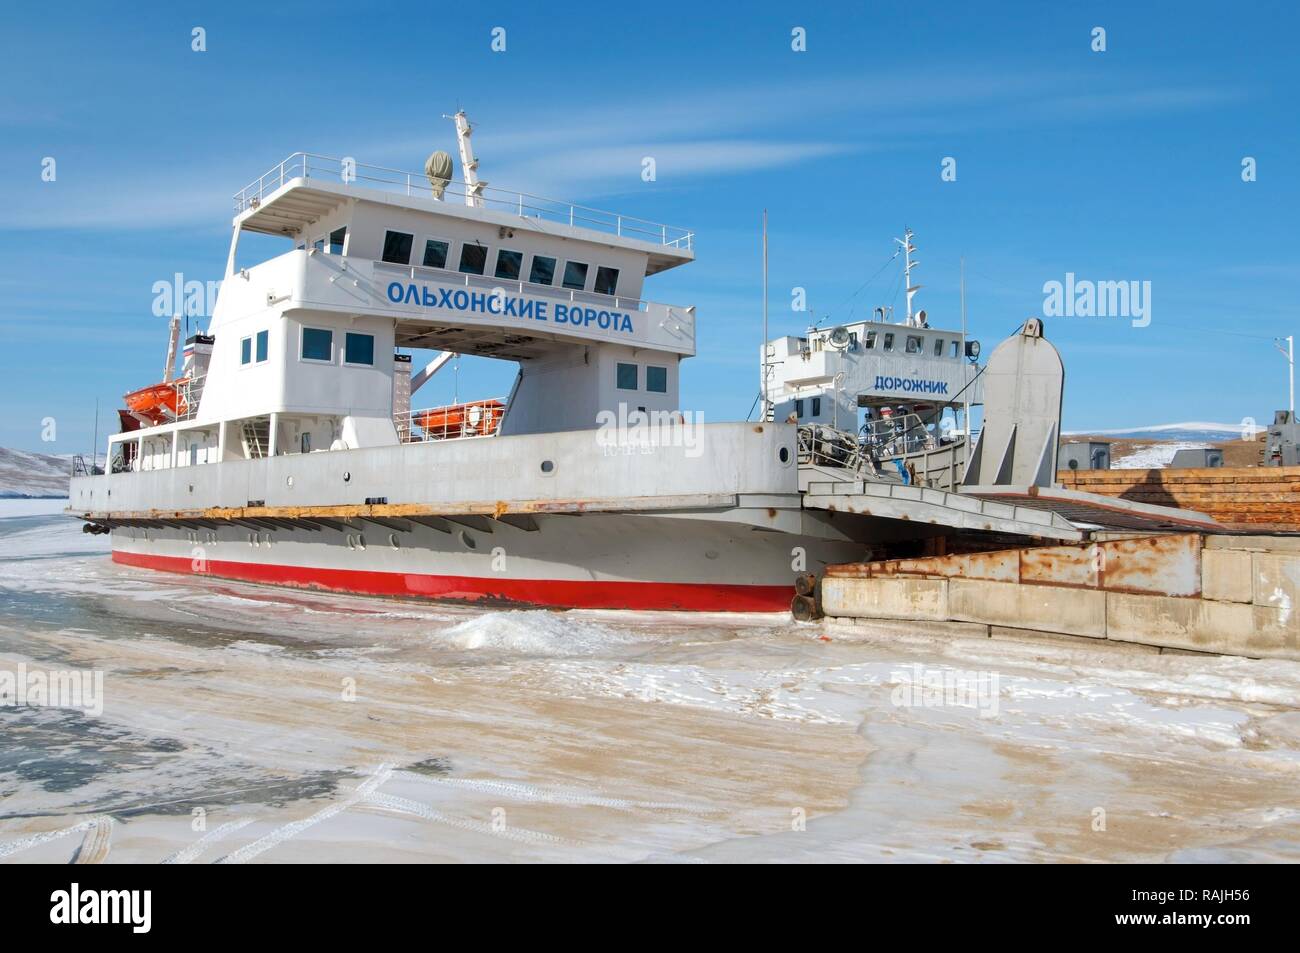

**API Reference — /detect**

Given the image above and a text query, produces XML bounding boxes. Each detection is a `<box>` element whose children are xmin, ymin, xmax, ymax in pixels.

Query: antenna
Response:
<box><xmin>761</xmin><ymin>209</ymin><xmax>769</xmax><ymax>420</ymax></box>
<box><xmin>443</xmin><ymin>110</ymin><xmax>486</xmax><ymax>208</ymax></box>
<box><xmin>894</xmin><ymin>227</ymin><xmax>922</xmax><ymax>326</ymax></box>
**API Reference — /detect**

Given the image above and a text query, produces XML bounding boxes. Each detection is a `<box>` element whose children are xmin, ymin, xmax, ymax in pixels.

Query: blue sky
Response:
<box><xmin>1</xmin><ymin>0</ymin><xmax>1297</xmax><ymax>454</ymax></box>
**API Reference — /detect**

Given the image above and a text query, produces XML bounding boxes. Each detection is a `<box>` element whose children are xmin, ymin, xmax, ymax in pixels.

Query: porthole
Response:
<box><xmin>778</xmin><ymin>447</ymin><xmax>791</xmax><ymax>464</ymax></box>
<box><xmin>343</xmin><ymin>471</ymin><xmax>351</xmax><ymax>483</ymax></box>
<box><xmin>459</xmin><ymin>530</ymin><xmax>477</xmax><ymax>550</ymax></box>
<box><xmin>248</xmin><ymin>533</ymin><xmax>256</xmax><ymax>547</ymax></box>
<box><xmin>286</xmin><ymin>475</ymin><xmax>294</xmax><ymax>488</ymax></box>
<box><xmin>540</xmin><ymin>460</ymin><xmax>555</xmax><ymax>474</ymax></box>
<box><xmin>389</xmin><ymin>534</ymin><xmax>400</xmax><ymax>550</ymax></box>
<box><xmin>355</xmin><ymin>534</ymin><xmax>366</xmax><ymax>551</ymax></box>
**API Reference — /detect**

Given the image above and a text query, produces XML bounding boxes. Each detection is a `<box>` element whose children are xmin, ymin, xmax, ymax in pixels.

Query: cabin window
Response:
<box><xmin>865</xmin><ymin>330</ymin><xmax>877</xmax><ymax>350</ymax></box>
<box><xmin>593</xmin><ymin>266</ymin><xmax>619</xmax><ymax>296</ymax></box>
<box><xmin>240</xmin><ymin>337</ymin><xmax>252</xmax><ymax>365</ymax></box>
<box><xmin>616</xmin><ymin>362</ymin><xmax>638</xmax><ymax>390</ymax></box>
<box><xmin>883</xmin><ymin>333</ymin><xmax>895</xmax><ymax>351</ymax></box>
<box><xmin>906</xmin><ymin>335</ymin><xmax>923</xmax><ymax>354</ymax></box>
<box><xmin>495</xmin><ymin>249</ymin><xmax>523</xmax><ymax>281</ymax></box>
<box><xmin>382</xmin><ymin>230</ymin><xmax>413</xmax><ymax>264</ymax></box>
<box><xmin>313</xmin><ymin>238</ymin><xmax>325</xmax><ymax>252</ymax></box>
<box><xmin>795</xmin><ymin>399</ymin><xmax>805</xmax><ymax>418</ymax></box>
<box><xmin>812</xmin><ymin>397</ymin><xmax>822</xmax><ymax>416</ymax></box>
<box><xmin>951</xmin><ymin>341</ymin><xmax>961</xmax><ymax>358</ymax></box>
<box><xmin>459</xmin><ymin>243</ymin><xmax>488</xmax><ymax>275</ymax></box>
<box><xmin>422</xmin><ymin>239</ymin><xmax>449</xmax><ymax>269</ymax></box>
<box><xmin>301</xmin><ymin>327</ymin><xmax>333</xmax><ymax>363</ymax></box>
<box><xmin>344</xmin><ymin>332</ymin><xmax>375</xmax><ymax>366</ymax></box>
<box><xmin>255</xmin><ymin>329</ymin><xmax>268</xmax><ymax>363</ymax></box>
<box><xmin>933</xmin><ymin>338</ymin><xmax>944</xmax><ymax>357</ymax></box>
<box><xmin>529</xmin><ymin>255</ymin><xmax>556</xmax><ymax>285</ymax></box>
<box><xmin>329</xmin><ymin>227</ymin><xmax>347</xmax><ymax>255</ymax></box>
<box><xmin>562</xmin><ymin>261</ymin><xmax>589</xmax><ymax>290</ymax></box>
<box><xmin>301</xmin><ymin>433</ymin><xmax>312</xmax><ymax>453</ymax></box>
<box><xmin>646</xmin><ymin>365</ymin><xmax>667</xmax><ymax>393</ymax></box>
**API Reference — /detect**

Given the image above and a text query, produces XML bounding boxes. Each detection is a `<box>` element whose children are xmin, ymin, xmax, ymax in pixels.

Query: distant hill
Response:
<box><xmin>1065</xmin><ymin>421</ymin><xmax>1264</xmax><ymax>443</ymax></box>
<box><xmin>0</xmin><ymin>448</ymin><xmax>72</xmax><ymax>498</ymax></box>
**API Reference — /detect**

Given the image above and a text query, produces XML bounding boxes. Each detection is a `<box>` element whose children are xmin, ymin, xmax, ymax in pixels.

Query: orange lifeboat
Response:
<box><xmin>413</xmin><ymin>399</ymin><xmax>504</xmax><ymax>439</ymax></box>
<box><xmin>123</xmin><ymin>379</ymin><xmax>187</xmax><ymax>425</ymax></box>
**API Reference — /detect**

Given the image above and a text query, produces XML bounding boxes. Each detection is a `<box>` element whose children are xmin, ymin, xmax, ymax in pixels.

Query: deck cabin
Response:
<box><xmin>109</xmin><ymin>126</ymin><xmax>696</xmax><ymax>474</ymax></box>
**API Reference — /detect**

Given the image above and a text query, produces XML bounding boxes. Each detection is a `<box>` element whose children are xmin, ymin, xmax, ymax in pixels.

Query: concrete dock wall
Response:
<box><xmin>821</xmin><ymin>534</ymin><xmax>1300</xmax><ymax>660</ymax></box>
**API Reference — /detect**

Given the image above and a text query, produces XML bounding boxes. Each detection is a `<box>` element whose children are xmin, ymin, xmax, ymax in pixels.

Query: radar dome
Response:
<box><xmin>425</xmin><ymin>150</ymin><xmax>453</xmax><ymax>199</ymax></box>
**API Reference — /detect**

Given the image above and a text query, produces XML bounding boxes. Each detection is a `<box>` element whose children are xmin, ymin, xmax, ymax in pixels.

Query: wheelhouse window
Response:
<box><xmin>422</xmin><ymin>239</ymin><xmax>449</xmax><ymax>269</ymax></box>
<box><xmin>795</xmin><ymin>399</ymin><xmax>805</xmax><ymax>418</ymax></box>
<box><xmin>812</xmin><ymin>397</ymin><xmax>822</xmax><ymax>416</ymax></box>
<box><xmin>240</xmin><ymin>337</ymin><xmax>252</xmax><ymax>365</ymax></box>
<box><xmin>495</xmin><ymin>249</ymin><xmax>523</xmax><ymax>281</ymax></box>
<box><xmin>344</xmin><ymin>332</ymin><xmax>374</xmax><ymax>366</ymax></box>
<box><xmin>459</xmin><ymin>243</ymin><xmax>488</xmax><ymax>275</ymax></box>
<box><xmin>906</xmin><ymin>335</ymin><xmax>923</xmax><ymax>354</ymax></box>
<box><xmin>382</xmin><ymin>230</ymin><xmax>413</xmax><ymax>264</ymax></box>
<box><xmin>562</xmin><ymin>261</ymin><xmax>589</xmax><ymax>290</ymax></box>
<box><xmin>616</xmin><ymin>362</ymin><xmax>638</xmax><ymax>390</ymax></box>
<box><xmin>529</xmin><ymin>255</ymin><xmax>556</xmax><ymax>285</ymax></box>
<box><xmin>329</xmin><ymin>227</ymin><xmax>347</xmax><ymax>255</ymax></box>
<box><xmin>301</xmin><ymin>327</ymin><xmax>333</xmax><ymax>363</ymax></box>
<box><xmin>255</xmin><ymin>329</ymin><xmax>268</xmax><ymax>363</ymax></box>
<box><xmin>883</xmin><ymin>333</ymin><xmax>895</xmax><ymax>351</ymax></box>
<box><xmin>593</xmin><ymin>266</ymin><xmax>619</xmax><ymax>296</ymax></box>
<box><xmin>933</xmin><ymin>338</ymin><xmax>945</xmax><ymax>357</ymax></box>
<box><xmin>951</xmin><ymin>341</ymin><xmax>961</xmax><ymax>358</ymax></box>
<box><xmin>646</xmin><ymin>365</ymin><xmax>667</xmax><ymax>393</ymax></box>
<box><xmin>865</xmin><ymin>330</ymin><xmax>878</xmax><ymax>349</ymax></box>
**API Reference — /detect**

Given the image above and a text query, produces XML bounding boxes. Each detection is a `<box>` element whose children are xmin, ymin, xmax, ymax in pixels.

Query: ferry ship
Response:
<box><xmin>69</xmin><ymin>114</ymin><xmax>1212</xmax><ymax>612</ymax></box>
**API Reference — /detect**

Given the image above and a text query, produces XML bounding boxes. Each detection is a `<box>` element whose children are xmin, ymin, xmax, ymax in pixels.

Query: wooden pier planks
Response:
<box><xmin>1058</xmin><ymin>465</ymin><xmax>1300</xmax><ymax>531</ymax></box>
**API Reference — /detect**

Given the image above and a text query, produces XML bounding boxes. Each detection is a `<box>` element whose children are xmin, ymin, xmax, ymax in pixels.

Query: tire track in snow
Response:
<box><xmin>215</xmin><ymin>764</ymin><xmax>393</xmax><ymax>864</ymax></box>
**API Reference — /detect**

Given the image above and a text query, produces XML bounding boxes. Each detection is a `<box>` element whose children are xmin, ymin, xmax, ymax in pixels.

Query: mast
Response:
<box><xmin>761</xmin><ymin>208</ymin><xmax>769</xmax><ymax>419</ymax></box>
<box><xmin>446</xmin><ymin>110</ymin><xmax>486</xmax><ymax>208</ymax></box>
<box><xmin>894</xmin><ymin>227</ymin><xmax>921</xmax><ymax>326</ymax></box>
<box><xmin>961</xmin><ymin>257</ymin><xmax>971</xmax><ymax>479</ymax></box>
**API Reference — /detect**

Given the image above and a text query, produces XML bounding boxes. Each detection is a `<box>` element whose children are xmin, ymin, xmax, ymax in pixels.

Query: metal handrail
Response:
<box><xmin>234</xmin><ymin>152</ymin><xmax>695</xmax><ymax>250</ymax></box>
<box><xmin>396</xmin><ymin>399</ymin><xmax>506</xmax><ymax>443</ymax></box>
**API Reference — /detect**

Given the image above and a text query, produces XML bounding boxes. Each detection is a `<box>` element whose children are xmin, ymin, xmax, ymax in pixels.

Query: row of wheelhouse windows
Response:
<box><xmin>864</xmin><ymin>329</ymin><xmax>962</xmax><ymax>358</ymax></box>
<box><xmin>381</xmin><ymin>229</ymin><xmax>621</xmax><ymax>296</ymax></box>
<box><xmin>240</xmin><ymin>327</ymin><xmax>376</xmax><ymax>367</ymax></box>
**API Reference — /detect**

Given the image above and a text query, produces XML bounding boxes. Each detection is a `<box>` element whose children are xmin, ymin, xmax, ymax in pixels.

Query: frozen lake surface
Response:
<box><xmin>1</xmin><ymin>500</ymin><xmax>1298</xmax><ymax>862</ymax></box>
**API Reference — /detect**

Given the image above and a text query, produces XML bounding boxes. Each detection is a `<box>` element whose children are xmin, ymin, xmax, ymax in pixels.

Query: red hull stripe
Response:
<box><xmin>112</xmin><ymin>550</ymin><xmax>794</xmax><ymax>612</ymax></box>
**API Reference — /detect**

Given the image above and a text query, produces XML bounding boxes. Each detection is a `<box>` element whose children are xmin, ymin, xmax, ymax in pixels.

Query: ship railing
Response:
<box><xmin>373</xmin><ymin>260</ymin><xmax>666</xmax><ymax>314</ymax></box>
<box><xmin>173</xmin><ymin>374</ymin><xmax>206</xmax><ymax>423</ymax></box>
<box><xmin>861</xmin><ymin>413</ymin><xmax>940</xmax><ymax>458</ymax></box>
<box><xmin>234</xmin><ymin>152</ymin><xmax>695</xmax><ymax>250</ymax></box>
<box><xmin>796</xmin><ymin>424</ymin><xmax>881</xmax><ymax>481</ymax></box>
<box><xmin>395</xmin><ymin>398</ymin><xmax>507</xmax><ymax>444</ymax></box>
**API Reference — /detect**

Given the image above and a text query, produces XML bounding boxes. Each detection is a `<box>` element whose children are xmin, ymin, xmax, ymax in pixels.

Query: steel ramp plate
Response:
<box><xmin>802</xmin><ymin>480</ymin><xmax>1084</xmax><ymax>541</ymax></box>
<box><xmin>961</xmin><ymin>484</ymin><xmax>1220</xmax><ymax>532</ymax></box>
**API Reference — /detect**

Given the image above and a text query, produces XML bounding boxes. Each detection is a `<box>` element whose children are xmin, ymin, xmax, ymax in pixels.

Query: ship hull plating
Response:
<box><xmin>109</xmin><ymin>511</ymin><xmax>862</xmax><ymax>611</ymax></box>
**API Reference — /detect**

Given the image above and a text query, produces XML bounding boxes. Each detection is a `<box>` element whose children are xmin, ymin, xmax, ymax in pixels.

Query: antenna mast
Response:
<box><xmin>444</xmin><ymin>110</ymin><xmax>486</xmax><ymax>208</ymax></box>
<box><xmin>894</xmin><ymin>227</ymin><xmax>921</xmax><ymax>326</ymax></box>
<box><xmin>761</xmin><ymin>209</ymin><xmax>769</xmax><ymax>419</ymax></box>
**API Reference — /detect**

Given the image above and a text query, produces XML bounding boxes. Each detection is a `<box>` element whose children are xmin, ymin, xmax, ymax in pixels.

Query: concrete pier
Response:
<box><xmin>817</xmin><ymin>533</ymin><xmax>1300</xmax><ymax>660</ymax></box>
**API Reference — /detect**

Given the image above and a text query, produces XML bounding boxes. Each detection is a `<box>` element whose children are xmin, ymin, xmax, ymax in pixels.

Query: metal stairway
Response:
<box><xmin>240</xmin><ymin>418</ymin><xmax>270</xmax><ymax>458</ymax></box>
